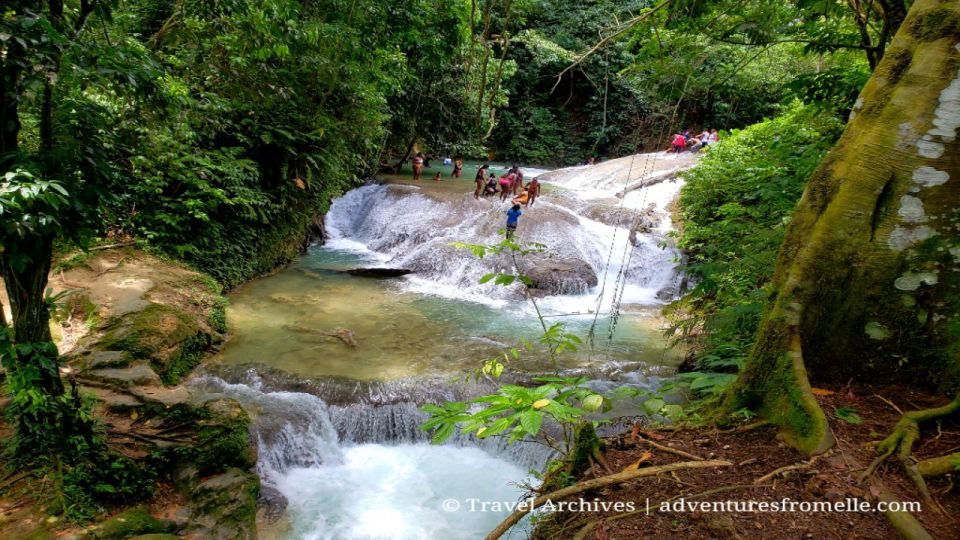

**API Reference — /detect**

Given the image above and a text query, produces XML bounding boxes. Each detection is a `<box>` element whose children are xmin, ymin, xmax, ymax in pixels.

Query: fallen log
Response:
<box><xmin>615</xmin><ymin>170</ymin><xmax>680</xmax><ymax>199</ymax></box>
<box><xmin>344</xmin><ymin>268</ymin><xmax>413</xmax><ymax>278</ymax></box>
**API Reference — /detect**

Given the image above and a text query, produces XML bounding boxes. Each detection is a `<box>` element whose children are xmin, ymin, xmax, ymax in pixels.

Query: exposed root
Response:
<box><xmin>636</xmin><ymin>435</ymin><xmax>704</xmax><ymax>461</ymax></box>
<box><xmin>484</xmin><ymin>459</ymin><xmax>733</xmax><ymax>540</ymax></box>
<box><xmin>753</xmin><ymin>451</ymin><xmax>829</xmax><ymax>485</ymax></box>
<box><xmin>862</xmin><ymin>396</ymin><xmax>960</xmax><ymax>512</ymax></box>
<box><xmin>868</xmin><ymin>478</ymin><xmax>936</xmax><ymax>540</ymax></box>
<box><xmin>916</xmin><ymin>451</ymin><xmax>960</xmax><ymax>478</ymax></box>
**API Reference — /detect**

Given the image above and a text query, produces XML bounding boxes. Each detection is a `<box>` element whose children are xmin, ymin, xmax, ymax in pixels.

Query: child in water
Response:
<box><xmin>505</xmin><ymin>204</ymin><xmax>522</xmax><ymax>239</ymax></box>
<box><xmin>433</xmin><ymin>172</ymin><xmax>442</xmax><ymax>182</ymax></box>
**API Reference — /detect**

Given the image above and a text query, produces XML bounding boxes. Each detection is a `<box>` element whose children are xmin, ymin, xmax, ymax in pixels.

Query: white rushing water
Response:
<box><xmin>194</xmin><ymin>374</ymin><xmax>547</xmax><ymax>540</ymax></box>
<box><xmin>325</xmin><ymin>152</ymin><xmax>692</xmax><ymax>315</ymax></box>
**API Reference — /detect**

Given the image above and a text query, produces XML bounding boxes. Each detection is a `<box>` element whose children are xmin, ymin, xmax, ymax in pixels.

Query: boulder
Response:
<box><xmin>183</xmin><ymin>469</ymin><xmax>259</xmax><ymax>540</ymax></box>
<box><xmin>525</xmin><ymin>260</ymin><xmax>598</xmax><ymax>295</ymax></box>
<box><xmin>98</xmin><ymin>303</ymin><xmax>212</xmax><ymax>384</ymax></box>
<box><xmin>83</xmin><ymin>386</ymin><xmax>143</xmax><ymax>412</ymax></box>
<box><xmin>84</xmin><ymin>362</ymin><xmax>162</xmax><ymax>388</ymax></box>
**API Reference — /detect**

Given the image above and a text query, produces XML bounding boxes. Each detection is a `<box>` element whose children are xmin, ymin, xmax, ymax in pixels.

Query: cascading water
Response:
<box><xmin>192</xmin><ymin>371</ymin><xmax>552</xmax><ymax>540</ymax></box>
<box><xmin>208</xmin><ymin>153</ymin><xmax>697</xmax><ymax>539</ymax></box>
<box><xmin>325</xmin><ymin>152</ymin><xmax>691</xmax><ymax>312</ymax></box>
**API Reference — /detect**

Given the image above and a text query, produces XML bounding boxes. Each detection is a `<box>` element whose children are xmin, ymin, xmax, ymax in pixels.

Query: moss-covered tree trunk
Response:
<box><xmin>726</xmin><ymin>0</ymin><xmax>960</xmax><ymax>455</ymax></box>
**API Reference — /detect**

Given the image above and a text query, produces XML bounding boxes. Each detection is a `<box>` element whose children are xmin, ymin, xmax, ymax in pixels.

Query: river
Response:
<box><xmin>192</xmin><ymin>152</ymin><xmax>696</xmax><ymax>539</ymax></box>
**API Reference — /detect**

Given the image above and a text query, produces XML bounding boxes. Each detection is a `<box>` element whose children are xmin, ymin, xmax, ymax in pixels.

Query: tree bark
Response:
<box><xmin>725</xmin><ymin>0</ymin><xmax>960</xmax><ymax>455</ymax></box>
<box><xmin>1</xmin><ymin>233</ymin><xmax>64</xmax><ymax>396</ymax></box>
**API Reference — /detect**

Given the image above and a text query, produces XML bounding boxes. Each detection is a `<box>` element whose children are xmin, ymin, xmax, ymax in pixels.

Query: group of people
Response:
<box><xmin>670</xmin><ymin>129</ymin><xmax>719</xmax><ymax>153</ymax></box>
<box><xmin>409</xmin><ymin>154</ymin><xmax>539</xmax><ymax>239</ymax></box>
<box><xmin>472</xmin><ymin>164</ymin><xmax>540</xmax><ymax>208</ymax></box>
<box><xmin>413</xmin><ymin>153</ymin><xmax>464</xmax><ymax>181</ymax></box>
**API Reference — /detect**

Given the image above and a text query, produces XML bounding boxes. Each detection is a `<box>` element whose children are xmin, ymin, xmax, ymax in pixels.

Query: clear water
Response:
<box><xmin>211</xmin><ymin>154</ymin><xmax>691</xmax><ymax>539</ymax></box>
<box><xmin>218</xmin><ymin>245</ymin><xmax>678</xmax><ymax>380</ymax></box>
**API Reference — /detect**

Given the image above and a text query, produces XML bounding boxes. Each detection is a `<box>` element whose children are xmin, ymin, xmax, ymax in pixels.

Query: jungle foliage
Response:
<box><xmin>666</xmin><ymin>102</ymin><xmax>844</xmax><ymax>389</ymax></box>
<box><xmin>486</xmin><ymin>0</ymin><xmax>872</xmax><ymax>165</ymax></box>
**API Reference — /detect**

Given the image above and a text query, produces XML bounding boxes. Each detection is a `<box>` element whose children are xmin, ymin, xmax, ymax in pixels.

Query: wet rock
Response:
<box><xmin>129</xmin><ymin>385</ymin><xmax>191</xmax><ymax>407</ymax></box>
<box><xmin>98</xmin><ymin>303</ymin><xmax>212</xmax><ymax>384</ymax></box>
<box><xmin>84</xmin><ymin>362</ymin><xmax>162</xmax><ymax>388</ymax></box>
<box><xmin>525</xmin><ymin>259</ymin><xmax>598</xmax><ymax>295</ymax></box>
<box><xmin>580</xmin><ymin>205</ymin><xmax>637</xmax><ymax>228</ymax></box>
<box><xmin>184</xmin><ymin>469</ymin><xmax>259</xmax><ymax>540</ymax></box>
<box><xmin>257</xmin><ymin>485</ymin><xmax>289</xmax><ymax>523</ymax></box>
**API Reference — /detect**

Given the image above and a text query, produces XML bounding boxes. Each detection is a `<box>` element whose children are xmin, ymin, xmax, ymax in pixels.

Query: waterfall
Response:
<box><xmin>325</xmin><ymin>152</ymin><xmax>691</xmax><ymax>312</ymax></box>
<box><xmin>192</xmin><ymin>368</ymin><xmax>557</xmax><ymax>479</ymax></box>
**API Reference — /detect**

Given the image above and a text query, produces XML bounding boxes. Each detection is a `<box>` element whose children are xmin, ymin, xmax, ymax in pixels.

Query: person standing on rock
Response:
<box><xmin>512</xmin><ymin>167</ymin><xmax>524</xmax><ymax>195</ymax></box>
<box><xmin>499</xmin><ymin>171</ymin><xmax>515</xmax><ymax>202</ymax></box>
<box><xmin>474</xmin><ymin>164</ymin><xmax>488</xmax><ymax>199</ymax></box>
<box><xmin>412</xmin><ymin>152</ymin><xmax>425</xmax><ymax>180</ymax></box>
<box><xmin>505</xmin><ymin>204</ymin><xmax>522</xmax><ymax>239</ymax></box>
<box><xmin>526</xmin><ymin>178</ymin><xmax>540</xmax><ymax>207</ymax></box>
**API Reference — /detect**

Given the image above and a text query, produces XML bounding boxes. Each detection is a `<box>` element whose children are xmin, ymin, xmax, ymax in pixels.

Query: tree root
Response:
<box><xmin>753</xmin><ymin>451</ymin><xmax>829</xmax><ymax>485</ymax></box>
<box><xmin>636</xmin><ymin>435</ymin><xmax>704</xmax><ymax>461</ymax></box>
<box><xmin>861</xmin><ymin>396</ymin><xmax>960</xmax><ymax>513</ymax></box>
<box><xmin>869</xmin><ymin>478</ymin><xmax>936</xmax><ymax>540</ymax></box>
<box><xmin>484</xmin><ymin>459</ymin><xmax>733</xmax><ymax>540</ymax></box>
<box><xmin>916</xmin><ymin>452</ymin><xmax>960</xmax><ymax>478</ymax></box>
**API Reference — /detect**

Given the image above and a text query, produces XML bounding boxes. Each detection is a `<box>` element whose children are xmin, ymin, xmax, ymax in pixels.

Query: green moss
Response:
<box><xmin>99</xmin><ymin>303</ymin><xmax>212</xmax><ymax>384</ymax></box>
<box><xmin>161</xmin><ymin>332</ymin><xmax>211</xmax><ymax>385</ymax></box>
<box><xmin>85</xmin><ymin>507</ymin><xmax>173</xmax><ymax>540</ymax></box>
<box><xmin>907</xmin><ymin>7</ymin><xmax>960</xmax><ymax>42</ymax></box>
<box><xmin>190</xmin><ymin>469</ymin><xmax>259</xmax><ymax>537</ymax></box>
<box><xmin>877</xmin><ymin>47</ymin><xmax>913</xmax><ymax>87</ymax></box>
<box><xmin>208</xmin><ymin>297</ymin><xmax>229</xmax><ymax>334</ymax></box>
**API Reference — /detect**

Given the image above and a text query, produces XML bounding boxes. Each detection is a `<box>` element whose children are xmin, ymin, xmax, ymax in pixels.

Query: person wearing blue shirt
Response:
<box><xmin>506</xmin><ymin>204</ymin><xmax>522</xmax><ymax>239</ymax></box>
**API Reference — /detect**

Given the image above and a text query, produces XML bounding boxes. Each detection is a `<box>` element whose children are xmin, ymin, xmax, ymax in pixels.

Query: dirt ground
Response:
<box><xmin>534</xmin><ymin>383</ymin><xmax>960</xmax><ymax>540</ymax></box>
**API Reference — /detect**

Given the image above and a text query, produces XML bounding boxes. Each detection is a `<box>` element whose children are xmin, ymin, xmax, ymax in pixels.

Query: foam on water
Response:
<box><xmin>193</xmin><ymin>375</ymin><xmax>540</xmax><ymax>540</ymax></box>
<box><xmin>274</xmin><ymin>444</ymin><xmax>529</xmax><ymax>540</ymax></box>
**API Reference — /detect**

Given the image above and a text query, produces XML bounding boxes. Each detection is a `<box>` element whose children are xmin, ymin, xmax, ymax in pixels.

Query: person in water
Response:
<box><xmin>412</xmin><ymin>152</ymin><xmax>424</xmax><ymax>180</ymax></box>
<box><xmin>474</xmin><ymin>164</ymin><xmax>488</xmax><ymax>199</ymax></box>
<box><xmin>484</xmin><ymin>173</ymin><xmax>498</xmax><ymax>197</ymax></box>
<box><xmin>526</xmin><ymin>178</ymin><xmax>540</xmax><ymax>207</ymax></box>
<box><xmin>452</xmin><ymin>158</ymin><xmax>463</xmax><ymax>178</ymax></box>
<box><xmin>505</xmin><ymin>204</ymin><xmax>522</xmax><ymax>239</ymax></box>
<box><xmin>433</xmin><ymin>172</ymin><xmax>442</xmax><ymax>182</ymax></box>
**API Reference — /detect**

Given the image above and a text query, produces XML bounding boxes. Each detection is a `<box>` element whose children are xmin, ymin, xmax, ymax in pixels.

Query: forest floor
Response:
<box><xmin>535</xmin><ymin>383</ymin><xmax>960</xmax><ymax>540</ymax></box>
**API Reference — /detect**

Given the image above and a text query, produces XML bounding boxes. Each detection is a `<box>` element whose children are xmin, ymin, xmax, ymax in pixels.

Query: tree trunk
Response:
<box><xmin>725</xmin><ymin>0</ymin><xmax>960</xmax><ymax>455</ymax></box>
<box><xmin>1</xmin><ymin>233</ymin><xmax>64</xmax><ymax>396</ymax></box>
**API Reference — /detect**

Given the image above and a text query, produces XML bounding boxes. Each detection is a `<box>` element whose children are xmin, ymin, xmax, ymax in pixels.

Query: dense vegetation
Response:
<box><xmin>667</xmin><ymin>102</ymin><xmax>845</xmax><ymax>378</ymax></box>
<box><xmin>3</xmin><ymin>0</ymin><xmax>950</xmax><ymax>533</ymax></box>
<box><xmin>486</xmin><ymin>0</ymin><xmax>873</xmax><ymax>165</ymax></box>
